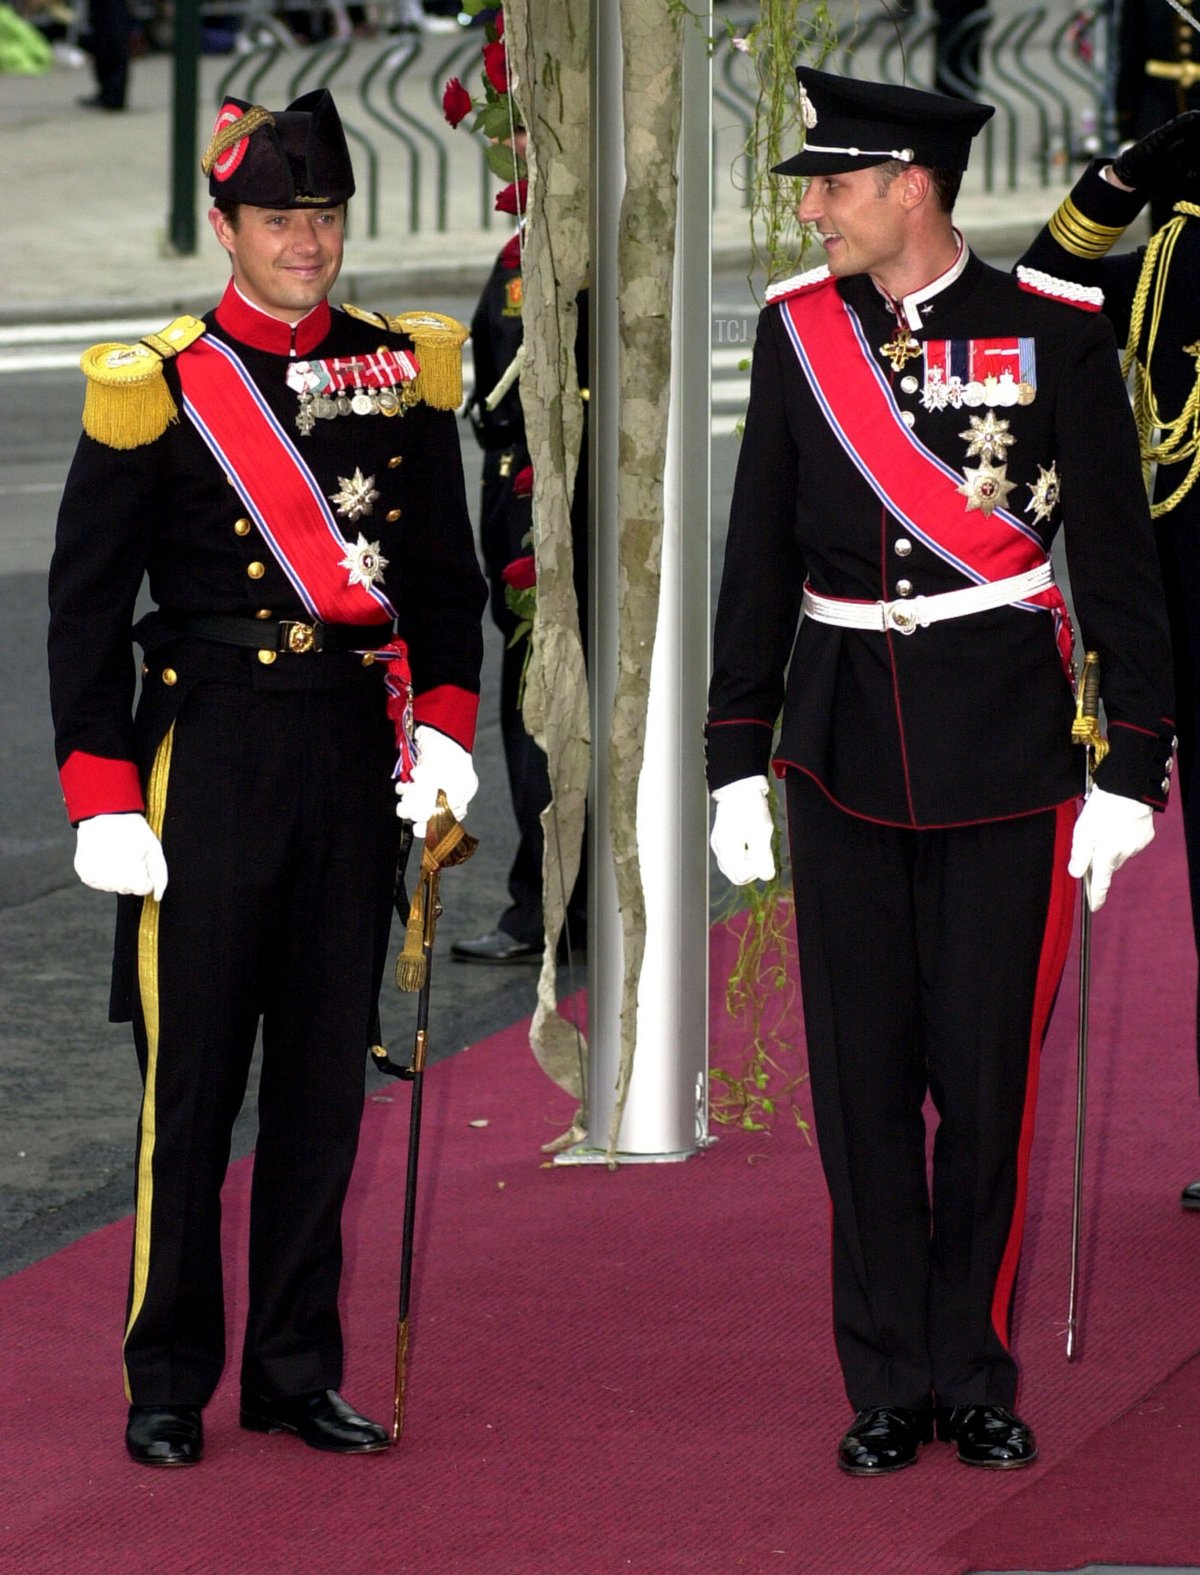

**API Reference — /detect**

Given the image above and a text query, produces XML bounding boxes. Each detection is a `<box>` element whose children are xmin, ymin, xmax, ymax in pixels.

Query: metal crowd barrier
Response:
<box><xmin>204</xmin><ymin>0</ymin><xmax>1108</xmax><ymax>236</ymax></box>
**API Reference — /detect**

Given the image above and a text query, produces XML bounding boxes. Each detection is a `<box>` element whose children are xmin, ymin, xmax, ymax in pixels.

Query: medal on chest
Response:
<box><xmin>285</xmin><ymin>347</ymin><xmax>420</xmax><ymax>436</ymax></box>
<box><xmin>879</xmin><ymin>326</ymin><xmax>922</xmax><ymax>373</ymax></box>
<box><xmin>922</xmin><ymin>337</ymin><xmax>1037</xmax><ymax>412</ymax></box>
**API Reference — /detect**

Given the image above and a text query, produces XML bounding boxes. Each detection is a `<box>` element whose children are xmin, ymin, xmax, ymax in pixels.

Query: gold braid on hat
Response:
<box><xmin>201</xmin><ymin>106</ymin><xmax>275</xmax><ymax>176</ymax></box>
<box><xmin>1124</xmin><ymin>200</ymin><xmax>1200</xmax><ymax>517</ymax></box>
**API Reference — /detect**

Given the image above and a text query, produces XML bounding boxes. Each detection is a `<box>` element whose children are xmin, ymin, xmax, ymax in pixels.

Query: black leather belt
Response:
<box><xmin>165</xmin><ymin>613</ymin><xmax>394</xmax><ymax>655</ymax></box>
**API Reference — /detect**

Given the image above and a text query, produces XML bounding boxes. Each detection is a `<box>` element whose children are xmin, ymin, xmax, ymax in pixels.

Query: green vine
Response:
<box><xmin>709</xmin><ymin>823</ymin><xmax>810</xmax><ymax>1136</ymax></box>
<box><xmin>738</xmin><ymin>0</ymin><xmax>839</xmax><ymax>293</ymax></box>
<box><xmin>707</xmin><ymin>3</ymin><xmax>836</xmax><ymax>1134</ymax></box>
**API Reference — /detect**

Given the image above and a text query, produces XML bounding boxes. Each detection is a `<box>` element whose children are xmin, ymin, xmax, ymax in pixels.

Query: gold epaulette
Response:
<box><xmin>341</xmin><ymin>302</ymin><xmax>389</xmax><ymax>330</ymax></box>
<box><xmin>1047</xmin><ymin>193</ymin><xmax>1127</xmax><ymax>260</ymax></box>
<box><xmin>384</xmin><ymin>310</ymin><xmax>468</xmax><ymax>411</ymax></box>
<box><xmin>80</xmin><ymin>315</ymin><xmax>206</xmax><ymax>450</ymax></box>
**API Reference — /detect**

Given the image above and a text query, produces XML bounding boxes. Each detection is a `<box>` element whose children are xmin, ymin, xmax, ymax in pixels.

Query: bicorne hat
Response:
<box><xmin>772</xmin><ymin>67</ymin><xmax>994</xmax><ymax>177</ymax></box>
<box><xmin>201</xmin><ymin>88</ymin><xmax>356</xmax><ymax>207</ymax></box>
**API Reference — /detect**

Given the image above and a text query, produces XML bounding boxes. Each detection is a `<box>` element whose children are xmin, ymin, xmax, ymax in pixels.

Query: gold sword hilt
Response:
<box><xmin>1071</xmin><ymin>650</ymin><xmax>1110</xmax><ymax>769</ymax></box>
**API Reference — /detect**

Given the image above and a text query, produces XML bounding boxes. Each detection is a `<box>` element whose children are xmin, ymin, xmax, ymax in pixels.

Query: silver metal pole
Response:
<box><xmin>561</xmin><ymin>1</ymin><xmax>711</xmax><ymax>1164</ymax></box>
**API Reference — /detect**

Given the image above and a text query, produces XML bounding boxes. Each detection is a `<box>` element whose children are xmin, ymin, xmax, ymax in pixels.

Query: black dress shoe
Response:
<box><xmin>125</xmin><ymin>1403</ymin><xmax>203</xmax><ymax>1466</ymax></box>
<box><xmin>936</xmin><ymin>1403</ymin><xmax>1038</xmax><ymax>1467</ymax></box>
<box><xmin>837</xmin><ymin>1406</ymin><xmax>932</xmax><ymax>1475</ymax></box>
<box><xmin>451</xmin><ymin>930</ymin><xmax>542</xmax><ymax>964</ymax></box>
<box><xmin>1181</xmin><ymin>1179</ymin><xmax>1200</xmax><ymax>1210</ymax></box>
<box><xmin>77</xmin><ymin>93</ymin><xmax>126</xmax><ymax>111</ymax></box>
<box><xmin>240</xmin><ymin>1388</ymin><xmax>389</xmax><ymax>1453</ymax></box>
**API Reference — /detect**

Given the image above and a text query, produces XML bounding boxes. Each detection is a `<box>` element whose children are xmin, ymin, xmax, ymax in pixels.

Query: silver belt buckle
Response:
<box><xmin>885</xmin><ymin>600</ymin><xmax>919</xmax><ymax>635</ymax></box>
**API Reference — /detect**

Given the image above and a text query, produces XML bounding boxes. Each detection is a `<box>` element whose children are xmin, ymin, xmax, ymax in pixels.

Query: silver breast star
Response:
<box><xmin>329</xmin><ymin>467</ymin><xmax>380</xmax><ymax>523</ymax></box>
<box><xmin>960</xmin><ymin>411</ymin><xmax>1016</xmax><ymax>465</ymax></box>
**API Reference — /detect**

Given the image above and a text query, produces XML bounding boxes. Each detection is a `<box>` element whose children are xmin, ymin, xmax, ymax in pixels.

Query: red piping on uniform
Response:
<box><xmin>772</xmin><ymin>762</ymin><xmax>1079</xmax><ymax>833</ymax></box>
<box><xmin>707</xmin><ymin>717</ymin><xmax>774</xmax><ymax>731</ymax></box>
<box><xmin>878</xmin><ymin>497</ymin><xmax>919</xmax><ymax>825</ymax></box>
<box><xmin>989</xmin><ymin>799</ymin><xmax>1077</xmax><ymax>1347</ymax></box>
<box><xmin>1109</xmin><ymin>717</ymin><xmax>1173</xmax><ymax>739</ymax></box>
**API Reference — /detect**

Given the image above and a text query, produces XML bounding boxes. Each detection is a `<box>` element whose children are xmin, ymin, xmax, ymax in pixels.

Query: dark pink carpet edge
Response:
<box><xmin>0</xmin><ymin>804</ymin><xmax>1196</xmax><ymax>1575</ymax></box>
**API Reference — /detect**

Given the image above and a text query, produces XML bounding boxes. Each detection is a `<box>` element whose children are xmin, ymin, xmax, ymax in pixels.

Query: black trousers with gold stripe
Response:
<box><xmin>124</xmin><ymin>678</ymin><xmax>400</xmax><ymax>1407</ymax></box>
<box><xmin>784</xmin><ymin>772</ymin><xmax>1076</xmax><ymax>1414</ymax></box>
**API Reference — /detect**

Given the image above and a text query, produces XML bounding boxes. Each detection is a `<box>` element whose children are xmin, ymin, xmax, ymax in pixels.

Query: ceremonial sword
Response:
<box><xmin>1065</xmin><ymin>650</ymin><xmax>1109</xmax><ymax>1361</ymax></box>
<box><xmin>371</xmin><ymin>791</ymin><xmax>478</xmax><ymax>1440</ymax></box>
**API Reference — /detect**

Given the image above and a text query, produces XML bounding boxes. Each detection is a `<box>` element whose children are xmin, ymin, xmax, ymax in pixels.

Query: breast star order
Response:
<box><xmin>959</xmin><ymin>411</ymin><xmax>1015</xmax><ymax>465</ymax></box>
<box><xmin>1025</xmin><ymin>462</ymin><xmax>1061</xmax><ymax>527</ymax></box>
<box><xmin>957</xmin><ymin>459</ymin><xmax>1016</xmax><ymax>516</ymax></box>
<box><xmin>329</xmin><ymin>467</ymin><xmax>380</xmax><ymax>523</ymax></box>
<box><xmin>340</xmin><ymin>532</ymin><xmax>389</xmax><ymax>590</ymax></box>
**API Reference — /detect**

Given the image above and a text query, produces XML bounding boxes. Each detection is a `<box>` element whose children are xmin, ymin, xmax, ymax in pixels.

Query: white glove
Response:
<box><xmin>710</xmin><ymin>775</ymin><xmax>776</xmax><ymax>885</ymax></box>
<box><xmin>394</xmin><ymin>725</ymin><xmax>479</xmax><ymax>836</ymax></box>
<box><xmin>74</xmin><ymin>813</ymin><xmax>168</xmax><ymax>902</ymax></box>
<box><xmin>1068</xmin><ymin>784</ymin><xmax>1155</xmax><ymax>912</ymax></box>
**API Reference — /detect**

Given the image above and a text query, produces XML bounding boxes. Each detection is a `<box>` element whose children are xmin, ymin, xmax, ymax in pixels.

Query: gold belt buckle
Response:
<box><xmin>282</xmin><ymin>620</ymin><xmax>318</xmax><ymax>654</ymax></box>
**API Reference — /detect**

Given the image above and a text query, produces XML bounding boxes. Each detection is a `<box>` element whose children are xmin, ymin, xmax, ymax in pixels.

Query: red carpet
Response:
<box><xmin>1</xmin><ymin>805</ymin><xmax>1197</xmax><ymax>1575</ymax></box>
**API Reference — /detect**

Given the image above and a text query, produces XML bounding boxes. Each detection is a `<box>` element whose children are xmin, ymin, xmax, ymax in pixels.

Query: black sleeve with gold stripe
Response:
<box><xmin>1018</xmin><ymin>160</ymin><xmax>1148</xmax><ymax>347</ymax></box>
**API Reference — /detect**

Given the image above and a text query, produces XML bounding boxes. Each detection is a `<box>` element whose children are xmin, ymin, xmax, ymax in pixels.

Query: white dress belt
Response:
<box><xmin>801</xmin><ymin>563</ymin><xmax>1055</xmax><ymax>637</ymax></box>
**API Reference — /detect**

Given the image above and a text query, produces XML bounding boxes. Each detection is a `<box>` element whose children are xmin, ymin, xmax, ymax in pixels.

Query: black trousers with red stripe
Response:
<box><xmin>785</xmin><ymin>771</ymin><xmax>1076</xmax><ymax>1413</ymax></box>
<box><xmin>123</xmin><ymin>677</ymin><xmax>400</xmax><ymax>1407</ymax></box>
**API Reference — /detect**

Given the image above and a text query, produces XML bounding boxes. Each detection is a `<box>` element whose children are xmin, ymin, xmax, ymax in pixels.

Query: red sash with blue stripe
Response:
<box><xmin>176</xmin><ymin>336</ymin><xmax>398</xmax><ymax>625</ymax></box>
<box><xmin>778</xmin><ymin>283</ymin><xmax>1073</xmax><ymax>674</ymax></box>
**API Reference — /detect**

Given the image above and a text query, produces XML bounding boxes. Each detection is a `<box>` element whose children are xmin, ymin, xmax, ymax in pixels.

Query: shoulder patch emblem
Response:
<box><xmin>765</xmin><ymin>264</ymin><xmax>832</xmax><ymax>305</ymax></box>
<box><xmin>1015</xmin><ymin>265</ymin><xmax>1104</xmax><ymax>313</ymax></box>
<box><xmin>79</xmin><ymin>315</ymin><xmax>205</xmax><ymax>449</ymax></box>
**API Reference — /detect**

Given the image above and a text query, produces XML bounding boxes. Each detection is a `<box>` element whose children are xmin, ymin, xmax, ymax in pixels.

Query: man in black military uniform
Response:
<box><xmin>708</xmin><ymin>67</ymin><xmax>1175</xmax><ymax>1477</ymax></box>
<box><xmin>1021</xmin><ymin>111</ymin><xmax>1200</xmax><ymax>1208</ymax></box>
<box><xmin>451</xmin><ymin>228</ymin><xmax>589</xmax><ymax>964</ymax></box>
<box><xmin>47</xmin><ymin>90</ymin><xmax>487</xmax><ymax>1467</ymax></box>
<box><xmin>1117</xmin><ymin>0</ymin><xmax>1200</xmax><ymax>230</ymax></box>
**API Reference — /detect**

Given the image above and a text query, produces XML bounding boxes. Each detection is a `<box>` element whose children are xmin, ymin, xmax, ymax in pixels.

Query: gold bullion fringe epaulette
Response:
<box><xmin>80</xmin><ymin>316</ymin><xmax>207</xmax><ymax>449</ymax></box>
<box><xmin>1047</xmin><ymin>193</ymin><xmax>1127</xmax><ymax>260</ymax></box>
<box><xmin>384</xmin><ymin>310</ymin><xmax>468</xmax><ymax>410</ymax></box>
<box><xmin>765</xmin><ymin>263</ymin><xmax>832</xmax><ymax>304</ymax></box>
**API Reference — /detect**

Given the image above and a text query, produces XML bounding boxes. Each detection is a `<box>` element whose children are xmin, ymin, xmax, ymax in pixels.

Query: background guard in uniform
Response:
<box><xmin>47</xmin><ymin>90</ymin><xmax>487</xmax><ymax>1467</ymax></box>
<box><xmin>451</xmin><ymin>224</ymin><xmax>589</xmax><ymax>965</ymax></box>
<box><xmin>1020</xmin><ymin>109</ymin><xmax>1200</xmax><ymax>1207</ymax></box>
<box><xmin>707</xmin><ymin>67</ymin><xmax>1175</xmax><ymax>1478</ymax></box>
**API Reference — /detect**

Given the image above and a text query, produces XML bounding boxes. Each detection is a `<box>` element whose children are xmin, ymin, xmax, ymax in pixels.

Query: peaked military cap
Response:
<box><xmin>772</xmin><ymin>67</ymin><xmax>994</xmax><ymax>176</ymax></box>
<box><xmin>201</xmin><ymin>88</ymin><xmax>356</xmax><ymax>207</ymax></box>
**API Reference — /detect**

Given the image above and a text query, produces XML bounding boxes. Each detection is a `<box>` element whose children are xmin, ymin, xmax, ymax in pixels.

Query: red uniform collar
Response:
<box><xmin>214</xmin><ymin>281</ymin><xmax>331</xmax><ymax>356</ymax></box>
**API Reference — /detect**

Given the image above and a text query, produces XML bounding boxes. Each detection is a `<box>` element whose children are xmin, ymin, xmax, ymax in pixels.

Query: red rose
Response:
<box><xmin>502</xmin><ymin>554</ymin><xmax>537</xmax><ymax>591</ymax></box>
<box><xmin>494</xmin><ymin>179</ymin><xmax>528</xmax><ymax>215</ymax></box>
<box><xmin>493</xmin><ymin>9</ymin><xmax>504</xmax><ymax>39</ymax></box>
<box><xmin>442</xmin><ymin>77</ymin><xmax>473</xmax><ymax>129</ymax></box>
<box><xmin>483</xmin><ymin>39</ymin><xmax>508</xmax><ymax>94</ymax></box>
<box><xmin>512</xmin><ymin>464</ymin><xmax>534</xmax><ymax>497</ymax></box>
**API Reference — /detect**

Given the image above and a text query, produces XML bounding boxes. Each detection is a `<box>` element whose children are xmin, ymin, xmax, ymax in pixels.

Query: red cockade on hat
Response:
<box><xmin>208</xmin><ymin>101</ymin><xmax>254</xmax><ymax>183</ymax></box>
